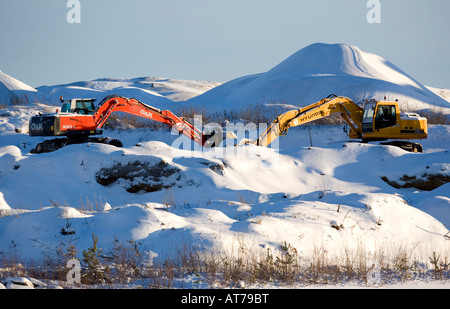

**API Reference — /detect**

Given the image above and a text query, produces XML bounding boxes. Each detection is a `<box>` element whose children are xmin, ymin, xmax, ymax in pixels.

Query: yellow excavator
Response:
<box><xmin>246</xmin><ymin>95</ymin><xmax>427</xmax><ymax>152</ymax></box>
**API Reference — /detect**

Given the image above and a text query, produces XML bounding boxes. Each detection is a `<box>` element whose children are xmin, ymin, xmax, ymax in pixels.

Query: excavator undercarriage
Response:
<box><xmin>30</xmin><ymin>136</ymin><xmax>123</xmax><ymax>154</ymax></box>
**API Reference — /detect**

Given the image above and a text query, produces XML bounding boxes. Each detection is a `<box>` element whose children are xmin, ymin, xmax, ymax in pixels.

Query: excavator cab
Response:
<box><xmin>59</xmin><ymin>97</ymin><xmax>96</xmax><ymax>115</ymax></box>
<box><xmin>361</xmin><ymin>100</ymin><xmax>427</xmax><ymax>151</ymax></box>
<box><xmin>362</xmin><ymin>101</ymin><xmax>398</xmax><ymax>132</ymax></box>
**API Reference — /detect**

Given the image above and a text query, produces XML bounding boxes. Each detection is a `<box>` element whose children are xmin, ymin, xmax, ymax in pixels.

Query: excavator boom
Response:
<box><xmin>92</xmin><ymin>96</ymin><xmax>206</xmax><ymax>146</ymax></box>
<box><xmin>256</xmin><ymin>95</ymin><xmax>363</xmax><ymax>147</ymax></box>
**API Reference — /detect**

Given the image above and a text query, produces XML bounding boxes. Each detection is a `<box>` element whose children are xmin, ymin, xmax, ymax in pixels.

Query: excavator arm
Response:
<box><xmin>254</xmin><ymin>95</ymin><xmax>364</xmax><ymax>147</ymax></box>
<box><xmin>92</xmin><ymin>96</ymin><xmax>209</xmax><ymax>146</ymax></box>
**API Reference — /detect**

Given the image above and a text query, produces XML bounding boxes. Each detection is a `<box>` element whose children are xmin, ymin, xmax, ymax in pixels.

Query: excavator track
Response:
<box><xmin>379</xmin><ymin>141</ymin><xmax>423</xmax><ymax>153</ymax></box>
<box><xmin>31</xmin><ymin>137</ymin><xmax>123</xmax><ymax>154</ymax></box>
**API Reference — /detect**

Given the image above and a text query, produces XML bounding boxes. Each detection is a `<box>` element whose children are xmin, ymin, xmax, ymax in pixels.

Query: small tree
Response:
<box><xmin>82</xmin><ymin>233</ymin><xmax>110</xmax><ymax>284</ymax></box>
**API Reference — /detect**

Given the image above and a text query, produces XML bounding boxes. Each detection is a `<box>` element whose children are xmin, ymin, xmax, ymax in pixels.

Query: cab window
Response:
<box><xmin>362</xmin><ymin>102</ymin><xmax>376</xmax><ymax>132</ymax></box>
<box><xmin>375</xmin><ymin>105</ymin><xmax>396</xmax><ymax>129</ymax></box>
<box><xmin>363</xmin><ymin>102</ymin><xmax>376</xmax><ymax>123</ymax></box>
<box><xmin>61</xmin><ymin>102</ymin><xmax>70</xmax><ymax>113</ymax></box>
<box><xmin>74</xmin><ymin>100</ymin><xmax>95</xmax><ymax>115</ymax></box>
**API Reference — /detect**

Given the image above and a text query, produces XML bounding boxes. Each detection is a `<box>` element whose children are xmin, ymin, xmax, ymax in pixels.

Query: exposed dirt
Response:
<box><xmin>381</xmin><ymin>173</ymin><xmax>450</xmax><ymax>191</ymax></box>
<box><xmin>96</xmin><ymin>160</ymin><xmax>182</xmax><ymax>193</ymax></box>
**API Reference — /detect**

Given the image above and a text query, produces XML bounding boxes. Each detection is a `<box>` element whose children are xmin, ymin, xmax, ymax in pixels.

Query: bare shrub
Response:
<box><xmin>420</xmin><ymin>109</ymin><xmax>449</xmax><ymax>125</ymax></box>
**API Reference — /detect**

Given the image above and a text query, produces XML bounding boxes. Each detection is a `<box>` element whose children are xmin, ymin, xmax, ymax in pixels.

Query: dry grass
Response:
<box><xmin>1</xmin><ymin>234</ymin><xmax>449</xmax><ymax>288</ymax></box>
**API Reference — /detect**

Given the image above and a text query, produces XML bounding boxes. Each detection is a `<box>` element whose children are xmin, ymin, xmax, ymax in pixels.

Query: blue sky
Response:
<box><xmin>1</xmin><ymin>0</ymin><xmax>449</xmax><ymax>89</ymax></box>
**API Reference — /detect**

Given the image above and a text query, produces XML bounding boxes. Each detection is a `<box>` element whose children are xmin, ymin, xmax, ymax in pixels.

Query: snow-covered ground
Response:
<box><xmin>0</xmin><ymin>43</ymin><xmax>449</xmax><ymax>289</ymax></box>
<box><xmin>0</xmin><ymin>106</ymin><xmax>449</xmax><ymax>288</ymax></box>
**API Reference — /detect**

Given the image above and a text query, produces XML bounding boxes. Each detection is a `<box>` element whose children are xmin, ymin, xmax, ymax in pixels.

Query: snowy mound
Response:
<box><xmin>0</xmin><ymin>70</ymin><xmax>37</xmax><ymax>105</ymax></box>
<box><xmin>187</xmin><ymin>43</ymin><xmax>450</xmax><ymax>113</ymax></box>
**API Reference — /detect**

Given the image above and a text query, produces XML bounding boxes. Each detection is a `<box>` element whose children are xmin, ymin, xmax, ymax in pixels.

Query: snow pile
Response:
<box><xmin>186</xmin><ymin>43</ymin><xmax>450</xmax><ymax>113</ymax></box>
<box><xmin>0</xmin><ymin>70</ymin><xmax>37</xmax><ymax>105</ymax></box>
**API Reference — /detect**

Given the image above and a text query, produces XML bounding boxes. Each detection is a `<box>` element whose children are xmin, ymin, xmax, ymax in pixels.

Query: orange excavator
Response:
<box><xmin>28</xmin><ymin>95</ymin><xmax>233</xmax><ymax>153</ymax></box>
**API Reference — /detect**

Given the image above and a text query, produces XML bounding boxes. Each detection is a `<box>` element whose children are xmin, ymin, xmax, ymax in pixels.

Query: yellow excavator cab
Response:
<box><xmin>361</xmin><ymin>101</ymin><xmax>427</xmax><ymax>141</ymax></box>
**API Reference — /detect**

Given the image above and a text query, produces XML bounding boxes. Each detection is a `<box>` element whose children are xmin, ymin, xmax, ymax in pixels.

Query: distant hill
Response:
<box><xmin>186</xmin><ymin>43</ymin><xmax>450</xmax><ymax>113</ymax></box>
<box><xmin>36</xmin><ymin>77</ymin><xmax>221</xmax><ymax>110</ymax></box>
<box><xmin>0</xmin><ymin>70</ymin><xmax>37</xmax><ymax>105</ymax></box>
<box><xmin>3</xmin><ymin>44</ymin><xmax>449</xmax><ymax>115</ymax></box>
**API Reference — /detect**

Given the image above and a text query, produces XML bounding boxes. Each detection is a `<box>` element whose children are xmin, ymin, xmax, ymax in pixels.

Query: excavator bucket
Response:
<box><xmin>243</xmin><ymin>109</ymin><xmax>299</xmax><ymax>147</ymax></box>
<box><xmin>238</xmin><ymin>138</ymin><xmax>258</xmax><ymax>146</ymax></box>
<box><xmin>203</xmin><ymin>128</ymin><xmax>237</xmax><ymax>148</ymax></box>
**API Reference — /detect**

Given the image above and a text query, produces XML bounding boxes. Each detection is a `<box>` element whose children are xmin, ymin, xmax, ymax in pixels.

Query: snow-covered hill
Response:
<box><xmin>186</xmin><ymin>43</ymin><xmax>450</xmax><ymax>113</ymax></box>
<box><xmin>2</xmin><ymin>43</ymin><xmax>449</xmax><ymax>116</ymax></box>
<box><xmin>36</xmin><ymin>77</ymin><xmax>221</xmax><ymax>111</ymax></box>
<box><xmin>0</xmin><ymin>70</ymin><xmax>37</xmax><ymax>106</ymax></box>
